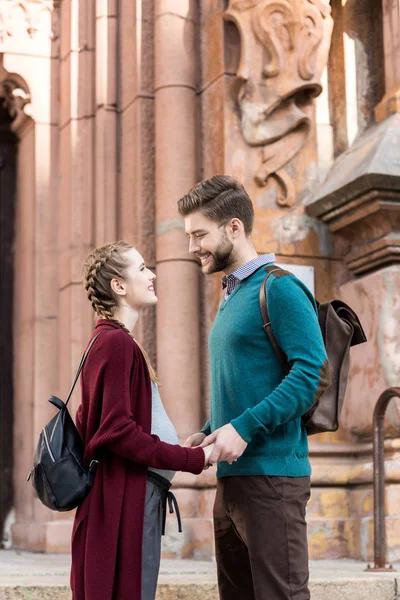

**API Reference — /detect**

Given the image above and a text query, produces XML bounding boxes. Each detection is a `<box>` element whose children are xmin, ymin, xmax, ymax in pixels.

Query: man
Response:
<box><xmin>178</xmin><ymin>175</ymin><xmax>330</xmax><ymax>600</ymax></box>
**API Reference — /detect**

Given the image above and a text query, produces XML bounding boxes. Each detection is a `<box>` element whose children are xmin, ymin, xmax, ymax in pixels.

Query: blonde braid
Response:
<box><xmin>83</xmin><ymin>242</ymin><xmax>158</xmax><ymax>383</ymax></box>
<box><xmin>84</xmin><ymin>246</ymin><xmax>119</xmax><ymax>319</ymax></box>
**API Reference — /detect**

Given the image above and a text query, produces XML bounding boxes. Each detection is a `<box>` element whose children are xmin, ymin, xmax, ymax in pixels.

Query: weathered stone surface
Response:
<box><xmin>339</xmin><ymin>266</ymin><xmax>400</xmax><ymax>439</ymax></box>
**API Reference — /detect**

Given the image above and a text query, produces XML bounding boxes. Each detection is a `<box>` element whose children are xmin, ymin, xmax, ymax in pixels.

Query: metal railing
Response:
<box><xmin>365</xmin><ymin>387</ymin><xmax>400</xmax><ymax>572</ymax></box>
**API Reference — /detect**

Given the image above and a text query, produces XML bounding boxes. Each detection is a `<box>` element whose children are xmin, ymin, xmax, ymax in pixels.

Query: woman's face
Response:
<box><xmin>117</xmin><ymin>248</ymin><xmax>157</xmax><ymax>310</ymax></box>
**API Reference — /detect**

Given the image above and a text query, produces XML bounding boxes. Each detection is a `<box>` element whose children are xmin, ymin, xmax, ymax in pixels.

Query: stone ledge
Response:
<box><xmin>0</xmin><ymin>580</ymin><xmax>396</xmax><ymax>600</ymax></box>
<box><xmin>1</xmin><ymin>552</ymin><xmax>399</xmax><ymax>600</ymax></box>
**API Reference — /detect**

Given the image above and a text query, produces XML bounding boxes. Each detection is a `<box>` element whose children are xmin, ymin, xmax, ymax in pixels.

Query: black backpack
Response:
<box><xmin>259</xmin><ymin>266</ymin><xmax>367</xmax><ymax>435</ymax></box>
<box><xmin>27</xmin><ymin>331</ymin><xmax>108</xmax><ymax>511</ymax></box>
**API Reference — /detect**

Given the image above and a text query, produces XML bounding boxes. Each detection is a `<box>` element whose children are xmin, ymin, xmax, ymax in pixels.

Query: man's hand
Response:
<box><xmin>200</xmin><ymin>424</ymin><xmax>248</xmax><ymax>464</ymax></box>
<box><xmin>183</xmin><ymin>432</ymin><xmax>206</xmax><ymax>448</ymax></box>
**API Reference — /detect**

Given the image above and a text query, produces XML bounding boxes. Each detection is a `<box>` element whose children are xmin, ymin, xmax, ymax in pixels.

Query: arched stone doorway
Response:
<box><xmin>0</xmin><ymin>59</ymin><xmax>31</xmax><ymax>547</ymax></box>
<box><xmin>0</xmin><ymin>83</ymin><xmax>17</xmax><ymax>546</ymax></box>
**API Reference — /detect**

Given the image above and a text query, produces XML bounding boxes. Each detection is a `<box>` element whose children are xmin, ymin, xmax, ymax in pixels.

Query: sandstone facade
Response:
<box><xmin>0</xmin><ymin>0</ymin><xmax>399</xmax><ymax>562</ymax></box>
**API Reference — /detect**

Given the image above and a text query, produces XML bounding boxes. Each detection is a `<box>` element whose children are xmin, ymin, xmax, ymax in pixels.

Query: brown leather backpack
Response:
<box><xmin>259</xmin><ymin>266</ymin><xmax>367</xmax><ymax>435</ymax></box>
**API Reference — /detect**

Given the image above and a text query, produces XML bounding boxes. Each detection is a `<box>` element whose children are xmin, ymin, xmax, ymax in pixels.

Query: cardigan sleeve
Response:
<box><xmin>85</xmin><ymin>330</ymin><xmax>205</xmax><ymax>475</ymax></box>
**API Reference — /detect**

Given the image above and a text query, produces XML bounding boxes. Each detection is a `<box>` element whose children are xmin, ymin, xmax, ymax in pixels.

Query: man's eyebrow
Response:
<box><xmin>186</xmin><ymin>229</ymin><xmax>207</xmax><ymax>236</ymax></box>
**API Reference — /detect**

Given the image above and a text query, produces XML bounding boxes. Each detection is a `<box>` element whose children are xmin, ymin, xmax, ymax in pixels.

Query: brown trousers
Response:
<box><xmin>213</xmin><ymin>475</ymin><xmax>311</xmax><ymax>600</ymax></box>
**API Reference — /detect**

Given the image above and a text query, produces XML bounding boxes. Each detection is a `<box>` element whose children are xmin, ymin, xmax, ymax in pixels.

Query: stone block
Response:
<box><xmin>307</xmin><ymin>518</ymin><xmax>354</xmax><ymax>559</ymax></box>
<box><xmin>96</xmin><ymin>0</ymin><xmax>118</xmax><ymax>18</ymax></box>
<box><xmin>155</xmin><ymin>14</ymin><xmax>196</xmax><ymax>90</ymax></box>
<box><xmin>200</xmin><ymin>0</ymin><xmax>224</xmax><ymax>21</ymax></box>
<box><xmin>308</xmin><ymin>488</ymin><xmax>350</xmax><ymax>519</ymax></box>
<box><xmin>70</xmin><ymin>49</ymin><xmax>95</xmax><ymax>120</ymax></box>
<box><xmin>172</xmin><ymin>488</ymin><xmax>200</xmax><ymax>518</ymax></box>
<box><xmin>72</xmin><ymin>0</ymin><xmax>95</xmax><ymax>52</ymax></box>
<box><xmin>120</xmin><ymin>97</ymin><xmax>155</xmax><ymax>263</ymax></box>
<box><xmin>200</xmin><ymin>10</ymin><xmax>224</xmax><ymax>91</ymax></box>
<box><xmin>155</xmin><ymin>86</ymin><xmax>197</xmax><ymax>213</ymax></box>
<box><xmin>198</xmin><ymin>488</ymin><xmax>216</xmax><ymax>518</ymax></box>
<box><xmin>95</xmin><ymin>15</ymin><xmax>117</xmax><ymax>107</ymax></box>
<box><xmin>12</xmin><ymin>521</ymin><xmax>72</xmax><ymax>554</ymax></box>
<box><xmin>200</xmin><ymin>76</ymin><xmax>226</xmax><ymax>177</ymax></box>
<box><xmin>155</xmin><ymin>0</ymin><xmax>197</xmax><ymax>20</ymax></box>
<box><xmin>339</xmin><ymin>266</ymin><xmax>400</xmax><ymax>440</ymax></box>
<box><xmin>60</xmin><ymin>53</ymin><xmax>71</xmax><ymax>127</ymax></box>
<box><xmin>60</xmin><ymin>0</ymin><xmax>72</xmax><ymax>59</ymax></box>
<box><xmin>120</xmin><ymin>0</ymin><xmax>154</xmax><ymax>111</ymax></box>
<box><xmin>94</xmin><ymin>107</ymin><xmax>118</xmax><ymax>244</ymax></box>
<box><xmin>162</xmin><ymin>518</ymin><xmax>214</xmax><ymax>560</ymax></box>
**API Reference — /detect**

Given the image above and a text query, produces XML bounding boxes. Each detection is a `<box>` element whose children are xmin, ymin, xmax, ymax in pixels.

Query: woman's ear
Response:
<box><xmin>110</xmin><ymin>277</ymin><xmax>126</xmax><ymax>297</ymax></box>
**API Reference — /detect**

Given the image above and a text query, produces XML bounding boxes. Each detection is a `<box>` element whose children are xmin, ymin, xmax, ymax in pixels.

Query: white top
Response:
<box><xmin>148</xmin><ymin>382</ymin><xmax>180</xmax><ymax>481</ymax></box>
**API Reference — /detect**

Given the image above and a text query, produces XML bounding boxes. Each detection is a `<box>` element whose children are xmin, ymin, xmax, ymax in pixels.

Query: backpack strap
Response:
<box><xmin>259</xmin><ymin>265</ymin><xmax>291</xmax><ymax>376</ymax></box>
<box><xmin>65</xmin><ymin>329</ymin><xmax>113</xmax><ymax>407</ymax></box>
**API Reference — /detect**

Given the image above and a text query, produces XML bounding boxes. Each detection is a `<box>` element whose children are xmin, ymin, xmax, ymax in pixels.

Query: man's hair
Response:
<box><xmin>177</xmin><ymin>175</ymin><xmax>254</xmax><ymax>235</ymax></box>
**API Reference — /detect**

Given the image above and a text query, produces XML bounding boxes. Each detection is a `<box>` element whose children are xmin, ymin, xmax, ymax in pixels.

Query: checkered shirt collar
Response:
<box><xmin>221</xmin><ymin>253</ymin><xmax>276</xmax><ymax>296</ymax></box>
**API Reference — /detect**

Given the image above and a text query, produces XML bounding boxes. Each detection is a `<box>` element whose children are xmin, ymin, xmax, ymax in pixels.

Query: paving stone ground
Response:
<box><xmin>0</xmin><ymin>551</ymin><xmax>399</xmax><ymax>599</ymax></box>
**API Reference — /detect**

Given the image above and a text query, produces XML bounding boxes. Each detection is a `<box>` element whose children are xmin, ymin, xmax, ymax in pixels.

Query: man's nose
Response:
<box><xmin>188</xmin><ymin>238</ymin><xmax>199</xmax><ymax>254</ymax></box>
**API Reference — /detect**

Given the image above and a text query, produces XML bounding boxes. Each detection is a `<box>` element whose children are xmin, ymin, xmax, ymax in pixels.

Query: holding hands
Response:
<box><xmin>184</xmin><ymin>424</ymin><xmax>248</xmax><ymax>470</ymax></box>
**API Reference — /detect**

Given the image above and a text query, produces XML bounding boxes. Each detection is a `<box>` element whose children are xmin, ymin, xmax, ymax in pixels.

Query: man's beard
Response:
<box><xmin>201</xmin><ymin>234</ymin><xmax>234</xmax><ymax>275</ymax></box>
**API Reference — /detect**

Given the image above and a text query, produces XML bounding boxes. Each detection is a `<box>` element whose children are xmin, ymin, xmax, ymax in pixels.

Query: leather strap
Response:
<box><xmin>65</xmin><ymin>329</ymin><xmax>112</xmax><ymax>407</ymax></box>
<box><xmin>259</xmin><ymin>266</ymin><xmax>290</xmax><ymax>376</ymax></box>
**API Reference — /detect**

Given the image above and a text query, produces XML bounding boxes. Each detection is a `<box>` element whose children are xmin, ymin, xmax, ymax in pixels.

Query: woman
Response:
<box><xmin>70</xmin><ymin>241</ymin><xmax>213</xmax><ymax>600</ymax></box>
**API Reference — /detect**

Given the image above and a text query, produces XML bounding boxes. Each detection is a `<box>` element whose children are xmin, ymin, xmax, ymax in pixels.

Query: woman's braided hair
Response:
<box><xmin>83</xmin><ymin>241</ymin><xmax>158</xmax><ymax>383</ymax></box>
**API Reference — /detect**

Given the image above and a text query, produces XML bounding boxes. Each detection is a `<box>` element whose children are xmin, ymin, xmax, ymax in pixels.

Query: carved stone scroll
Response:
<box><xmin>225</xmin><ymin>0</ymin><xmax>333</xmax><ymax>207</ymax></box>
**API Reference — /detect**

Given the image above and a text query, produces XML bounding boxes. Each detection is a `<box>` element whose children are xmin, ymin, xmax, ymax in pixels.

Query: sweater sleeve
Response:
<box><xmin>231</xmin><ymin>275</ymin><xmax>330</xmax><ymax>442</ymax></box>
<box><xmin>85</xmin><ymin>331</ymin><xmax>205</xmax><ymax>475</ymax></box>
<box><xmin>200</xmin><ymin>420</ymin><xmax>211</xmax><ymax>436</ymax></box>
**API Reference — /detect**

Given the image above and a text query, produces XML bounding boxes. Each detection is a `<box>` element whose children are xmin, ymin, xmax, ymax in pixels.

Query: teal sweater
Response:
<box><xmin>203</xmin><ymin>265</ymin><xmax>330</xmax><ymax>478</ymax></box>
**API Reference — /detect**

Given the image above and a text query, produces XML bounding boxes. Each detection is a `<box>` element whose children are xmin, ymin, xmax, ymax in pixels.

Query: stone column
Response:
<box><xmin>306</xmin><ymin>0</ymin><xmax>400</xmax><ymax>562</ymax></box>
<box><xmin>95</xmin><ymin>0</ymin><xmax>118</xmax><ymax>244</ymax></box>
<box><xmin>154</xmin><ymin>0</ymin><xmax>201</xmax><ymax>439</ymax></box>
<box><xmin>119</xmin><ymin>0</ymin><xmax>156</xmax><ymax>360</ymax></box>
<box><xmin>0</xmin><ymin>2</ymin><xmax>62</xmax><ymax>551</ymax></box>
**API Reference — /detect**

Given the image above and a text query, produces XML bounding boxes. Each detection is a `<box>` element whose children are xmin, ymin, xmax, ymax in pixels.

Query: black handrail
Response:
<box><xmin>366</xmin><ymin>387</ymin><xmax>400</xmax><ymax>572</ymax></box>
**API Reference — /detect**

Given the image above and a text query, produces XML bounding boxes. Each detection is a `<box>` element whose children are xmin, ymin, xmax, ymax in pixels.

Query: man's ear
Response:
<box><xmin>230</xmin><ymin>218</ymin><xmax>243</xmax><ymax>237</ymax></box>
<box><xmin>110</xmin><ymin>277</ymin><xmax>126</xmax><ymax>297</ymax></box>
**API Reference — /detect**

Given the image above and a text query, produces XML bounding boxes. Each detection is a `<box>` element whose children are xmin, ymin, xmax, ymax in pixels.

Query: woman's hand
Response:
<box><xmin>184</xmin><ymin>432</ymin><xmax>206</xmax><ymax>448</ymax></box>
<box><xmin>203</xmin><ymin>443</ymin><xmax>216</xmax><ymax>470</ymax></box>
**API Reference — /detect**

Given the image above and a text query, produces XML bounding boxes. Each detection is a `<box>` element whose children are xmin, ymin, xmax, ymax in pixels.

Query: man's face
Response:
<box><xmin>184</xmin><ymin>211</ymin><xmax>235</xmax><ymax>275</ymax></box>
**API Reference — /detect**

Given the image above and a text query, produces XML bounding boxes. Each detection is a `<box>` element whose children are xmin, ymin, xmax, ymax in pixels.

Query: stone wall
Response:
<box><xmin>1</xmin><ymin>0</ymin><xmax>398</xmax><ymax>561</ymax></box>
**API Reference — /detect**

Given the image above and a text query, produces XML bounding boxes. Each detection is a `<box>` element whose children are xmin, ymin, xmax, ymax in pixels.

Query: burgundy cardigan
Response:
<box><xmin>70</xmin><ymin>320</ymin><xmax>205</xmax><ymax>600</ymax></box>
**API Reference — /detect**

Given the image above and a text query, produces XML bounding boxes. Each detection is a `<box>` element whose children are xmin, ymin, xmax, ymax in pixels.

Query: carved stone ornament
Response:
<box><xmin>0</xmin><ymin>55</ymin><xmax>31</xmax><ymax>129</ymax></box>
<box><xmin>0</xmin><ymin>0</ymin><xmax>58</xmax><ymax>43</ymax></box>
<box><xmin>225</xmin><ymin>0</ymin><xmax>333</xmax><ymax>207</ymax></box>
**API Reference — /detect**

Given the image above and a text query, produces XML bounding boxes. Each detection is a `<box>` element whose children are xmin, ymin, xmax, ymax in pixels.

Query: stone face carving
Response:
<box><xmin>0</xmin><ymin>0</ymin><xmax>58</xmax><ymax>43</ymax></box>
<box><xmin>225</xmin><ymin>0</ymin><xmax>333</xmax><ymax>207</ymax></box>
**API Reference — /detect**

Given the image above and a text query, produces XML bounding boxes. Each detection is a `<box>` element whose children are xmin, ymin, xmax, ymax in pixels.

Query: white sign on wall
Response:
<box><xmin>277</xmin><ymin>264</ymin><xmax>315</xmax><ymax>296</ymax></box>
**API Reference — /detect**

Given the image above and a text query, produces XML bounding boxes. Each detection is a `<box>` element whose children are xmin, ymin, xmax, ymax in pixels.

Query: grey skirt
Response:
<box><xmin>142</xmin><ymin>472</ymin><xmax>182</xmax><ymax>600</ymax></box>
